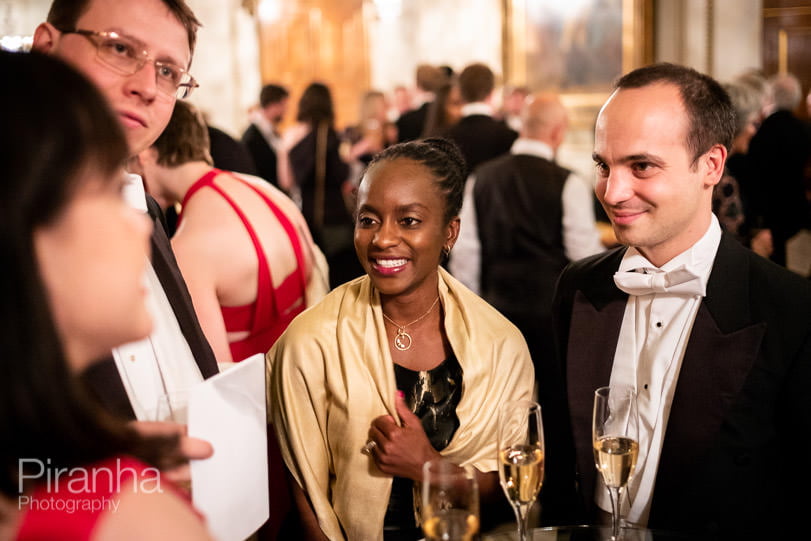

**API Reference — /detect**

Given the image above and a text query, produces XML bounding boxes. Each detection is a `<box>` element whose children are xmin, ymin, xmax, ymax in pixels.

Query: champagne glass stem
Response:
<box><xmin>607</xmin><ymin>486</ymin><xmax>623</xmax><ymax>540</ymax></box>
<box><xmin>512</xmin><ymin>503</ymin><xmax>531</xmax><ymax>541</ymax></box>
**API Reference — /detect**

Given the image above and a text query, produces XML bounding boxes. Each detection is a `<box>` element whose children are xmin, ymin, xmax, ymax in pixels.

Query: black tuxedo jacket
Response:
<box><xmin>543</xmin><ymin>234</ymin><xmax>811</xmax><ymax>538</ymax></box>
<box><xmin>241</xmin><ymin>123</ymin><xmax>279</xmax><ymax>187</ymax></box>
<box><xmin>396</xmin><ymin>102</ymin><xmax>431</xmax><ymax>142</ymax></box>
<box><xmin>446</xmin><ymin>114</ymin><xmax>517</xmax><ymax>177</ymax></box>
<box><xmin>81</xmin><ymin>195</ymin><xmax>219</xmax><ymax>419</ymax></box>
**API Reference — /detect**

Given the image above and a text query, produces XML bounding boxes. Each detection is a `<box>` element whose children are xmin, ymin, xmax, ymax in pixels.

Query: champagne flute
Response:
<box><xmin>151</xmin><ymin>391</ymin><xmax>189</xmax><ymax>424</ymax></box>
<box><xmin>592</xmin><ymin>385</ymin><xmax>639</xmax><ymax>541</ymax></box>
<box><xmin>497</xmin><ymin>400</ymin><xmax>544</xmax><ymax>541</ymax></box>
<box><xmin>150</xmin><ymin>391</ymin><xmax>192</xmax><ymax>494</ymax></box>
<box><xmin>420</xmin><ymin>458</ymin><xmax>480</xmax><ymax>541</ymax></box>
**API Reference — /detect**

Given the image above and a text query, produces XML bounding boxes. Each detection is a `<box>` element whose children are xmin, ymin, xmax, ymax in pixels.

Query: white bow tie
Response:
<box><xmin>613</xmin><ymin>265</ymin><xmax>706</xmax><ymax>296</ymax></box>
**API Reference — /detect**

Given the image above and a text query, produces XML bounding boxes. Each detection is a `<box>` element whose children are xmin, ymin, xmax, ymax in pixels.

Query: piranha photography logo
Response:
<box><xmin>17</xmin><ymin>458</ymin><xmax>163</xmax><ymax>513</ymax></box>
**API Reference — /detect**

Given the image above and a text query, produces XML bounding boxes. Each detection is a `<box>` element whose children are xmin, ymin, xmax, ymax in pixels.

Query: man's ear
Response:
<box><xmin>32</xmin><ymin>22</ymin><xmax>60</xmax><ymax>54</ymax></box>
<box><xmin>701</xmin><ymin>143</ymin><xmax>727</xmax><ymax>188</ymax></box>
<box><xmin>551</xmin><ymin>121</ymin><xmax>567</xmax><ymax>150</ymax></box>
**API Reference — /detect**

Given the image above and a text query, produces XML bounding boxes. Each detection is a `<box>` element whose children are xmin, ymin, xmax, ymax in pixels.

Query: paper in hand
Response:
<box><xmin>188</xmin><ymin>353</ymin><xmax>269</xmax><ymax>541</ymax></box>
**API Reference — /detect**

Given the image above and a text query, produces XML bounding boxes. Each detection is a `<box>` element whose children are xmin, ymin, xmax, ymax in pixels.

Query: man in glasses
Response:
<box><xmin>32</xmin><ymin>0</ymin><xmax>217</xmax><ymax>455</ymax></box>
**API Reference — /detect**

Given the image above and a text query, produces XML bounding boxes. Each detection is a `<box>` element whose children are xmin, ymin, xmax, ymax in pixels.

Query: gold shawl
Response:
<box><xmin>267</xmin><ymin>267</ymin><xmax>534</xmax><ymax>540</ymax></box>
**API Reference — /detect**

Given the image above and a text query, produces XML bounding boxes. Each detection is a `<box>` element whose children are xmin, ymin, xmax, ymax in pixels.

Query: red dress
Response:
<box><xmin>16</xmin><ymin>456</ymin><xmax>195</xmax><ymax>541</ymax></box>
<box><xmin>178</xmin><ymin>170</ymin><xmax>303</xmax><ymax>539</ymax></box>
<box><xmin>177</xmin><ymin>169</ymin><xmax>308</xmax><ymax>362</ymax></box>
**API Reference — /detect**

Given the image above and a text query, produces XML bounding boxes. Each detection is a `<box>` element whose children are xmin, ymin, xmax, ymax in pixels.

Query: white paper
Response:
<box><xmin>188</xmin><ymin>353</ymin><xmax>269</xmax><ymax>541</ymax></box>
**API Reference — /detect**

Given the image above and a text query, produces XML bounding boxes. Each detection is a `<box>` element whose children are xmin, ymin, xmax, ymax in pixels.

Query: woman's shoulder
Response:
<box><xmin>91</xmin><ymin>472</ymin><xmax>212</xmax><ymax>541</ymax></box>
<box><xmin>16</xmin><ymin>456</ymin><xmax>211</xmax><ymax>541</ymax></box>
<box><xmin>92</xmin><ymin>456</ymin><xmax>211</xmax><ymax>541</ymax></box>
<box><xmin>175</xmin><ymin>180</ymin><xmax>243</xmax><ymax>236</ymax></box>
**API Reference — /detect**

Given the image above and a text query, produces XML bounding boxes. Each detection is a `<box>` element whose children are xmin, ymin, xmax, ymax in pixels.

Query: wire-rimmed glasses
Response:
<box><xmin>59</xmin><ymin>29</ymin><xmax>198</xmax><ymax>99</ymax></box>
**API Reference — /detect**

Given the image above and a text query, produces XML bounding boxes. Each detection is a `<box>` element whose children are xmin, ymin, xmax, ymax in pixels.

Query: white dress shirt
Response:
<box><xmin>252</xmin><ymin>112</ymin><xmax>284</xmax><ymax>154</ymax></box>
<box><xmin>112</xmin><ymin>174</ymin><xmax>202</xmax><ymax>420</ymax></box>
<box><xmin>598</xmin><ymin>215</ymin><xmax>722</xmax><ymax>525</ymax></box>
<box><xmin>460</xmin><ymin>101</ymin><xmax>495</xmax><ymax>118</ymax></box>
<box><xmin>450</xmin><ymin>138</ymin><xmax>604</xmax><ymax>293</ymax></box>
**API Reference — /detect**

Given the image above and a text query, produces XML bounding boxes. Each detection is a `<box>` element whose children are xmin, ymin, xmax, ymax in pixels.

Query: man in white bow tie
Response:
<box><xmin>540</xmin><ymin>63</ymin><xmax>811</xmax><ymax>539</ymax></box>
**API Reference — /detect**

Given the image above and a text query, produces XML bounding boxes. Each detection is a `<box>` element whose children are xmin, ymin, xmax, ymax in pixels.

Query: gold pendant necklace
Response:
<box><xmin>382</xmin><ymin>297</ymin><xmax>440</xmax><ymax>351</ymax></box>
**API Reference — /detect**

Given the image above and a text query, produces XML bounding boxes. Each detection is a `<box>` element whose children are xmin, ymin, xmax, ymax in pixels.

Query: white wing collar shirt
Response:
<box><xmin>253</xmin><ymin>112</ymin><xmax>284</xmax><ymax>153</ymax></box>
<box><xmin>112</xmin><ymin>174</ymin><xmax>203</xmax><ymax>420</ymax></box>
<box><xmin>598</xmin><ymin>214</ymin><xmax>722</xmax><ymax>525</ymax></box>
<box><xmin>460</xmin><ymin>101</ymin><xmax>495</xmax><ymax>118</ymax></box>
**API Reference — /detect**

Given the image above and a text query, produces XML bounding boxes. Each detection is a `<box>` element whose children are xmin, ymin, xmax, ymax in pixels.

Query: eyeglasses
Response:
<box><xmin>60</xmin><ymin>29</ymin><xmax>198</xmax><ymax>99</ymax></box>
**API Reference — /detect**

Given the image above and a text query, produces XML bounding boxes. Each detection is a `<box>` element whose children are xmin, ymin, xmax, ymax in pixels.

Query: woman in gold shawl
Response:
<box><xmin>267</xmin><ymin>138</ymin><xmax>534</xmax><ymax>540</ymax></box>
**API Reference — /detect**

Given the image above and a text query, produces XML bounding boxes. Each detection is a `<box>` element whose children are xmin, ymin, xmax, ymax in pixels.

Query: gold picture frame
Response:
<box><xmin>502</xmin><ymin>0</ymin><xmax>652</xmax><ymax>128</ymax></box>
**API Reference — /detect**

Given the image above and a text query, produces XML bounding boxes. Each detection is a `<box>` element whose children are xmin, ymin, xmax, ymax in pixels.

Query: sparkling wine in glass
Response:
<box><xmin>421</xmin><ymin>459</ymin><xmax>480</xmax><ymax>541</ymax></box>
<box><xmin>592</xmin><ymin>385</ymin><xmax>639</xmax><ymax>541</ymax></box>
<box><xmin>149</xmin><ymin>391</ymin><xmax>192</xmax><ymax>494</ymax></box>
<box><xmin>498</xmin><ymin>400</ymin><xmax>544</xmax><ymax>541</ymax></box>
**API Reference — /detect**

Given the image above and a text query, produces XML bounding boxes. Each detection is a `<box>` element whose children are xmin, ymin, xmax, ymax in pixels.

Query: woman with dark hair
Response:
<box><xmin>281</xmin><ymin>82</ymin><xmax>363</xmax><ymax>288</ymax></box>
<box><xmin>0</xmin><ymin>51</ymin><xmax>211</xmax><ymax>540</ymax></box>
<box><xmin>268</xmin><ymin>138</ymin><xmax>534</xmax><ymax>540</ymax></box>
<box><xmin>420</xmin><ymin>81</ymin><xmax>463</xmax><ymax>139</ymax></box>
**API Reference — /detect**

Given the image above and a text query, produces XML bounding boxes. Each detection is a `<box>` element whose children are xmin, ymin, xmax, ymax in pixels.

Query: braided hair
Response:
<box><xmin>364</xmin><ymin>137</ymin><xmax>466</xmax><ymax>224</ymax></box>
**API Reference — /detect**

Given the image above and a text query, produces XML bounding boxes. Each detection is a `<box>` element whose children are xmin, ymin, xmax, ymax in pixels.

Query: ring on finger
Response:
<box><xmin>362</xmin><ymin>440</ymin><xmax>378</xmax><ymax>455</ymax></box>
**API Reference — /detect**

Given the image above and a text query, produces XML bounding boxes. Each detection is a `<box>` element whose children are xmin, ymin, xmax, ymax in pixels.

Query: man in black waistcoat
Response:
<box><xmin>449</xmin><ymin>92</ymin><xmax>604</xmax><ymax>377</ymax></box>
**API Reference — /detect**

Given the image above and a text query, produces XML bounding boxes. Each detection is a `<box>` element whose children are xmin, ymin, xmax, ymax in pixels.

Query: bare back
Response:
<box><xmin>172</xmin><ymin>170</ymin><xmax>318</xmax><ymax>362</ymax></box>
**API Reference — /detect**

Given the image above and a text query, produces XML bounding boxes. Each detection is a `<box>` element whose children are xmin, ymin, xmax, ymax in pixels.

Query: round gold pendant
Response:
<box><xmin>394</xmin><ymin>329</ymin><xmax>412</xmax><ymax>351</ymax></box>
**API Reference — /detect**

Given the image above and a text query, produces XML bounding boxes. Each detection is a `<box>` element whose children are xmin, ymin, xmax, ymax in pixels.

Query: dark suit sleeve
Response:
<box><xmin>241</xmin><ymin>125</ymin><xmax>277</xmax><ymax>185</ymax></box>
<box><xmin>537</xmin><ymin>262</ymin><xmax>585</xmax><ymax>525</ymax></box>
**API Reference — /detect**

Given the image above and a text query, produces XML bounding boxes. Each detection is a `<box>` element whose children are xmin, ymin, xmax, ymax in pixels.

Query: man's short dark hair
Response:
<box><xmin>458</xmin><ymin>63</ymin><xmax>495</xmax><ymax>103</ymax></box>
<box><xmin>259</xmin><ymin>84</ymin><xmax>289</xmax><ymax>108</ymax></box>
<box><xmin>47</xmin><ymin>0</ymin><xmax>201</xmax><ymax>61</ymax></box>
<box><xmin>614</xmin><ymin>62</ymin><xmax>735</xmax><ymax>162</ymax></box>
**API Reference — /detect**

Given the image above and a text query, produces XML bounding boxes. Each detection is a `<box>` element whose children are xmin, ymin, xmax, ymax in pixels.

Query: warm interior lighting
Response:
<box><xmin>527</xmin><ymin>0</ymin><xmax>598</xmax><ymax>23</ymax></box>
<box><xmin>258</xmin><ymin>0</ymin><xmax>283</xmax><ymax>23</ymax></box>
<box><xmin>0</xmin><ymin>35</ymin><xmax>33</xmax><ymax>52</ymax></box>
<box><xmin>373</xmin><ymin>0</ymin><xmax>402</xmax><ymax>21</ymax></box>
